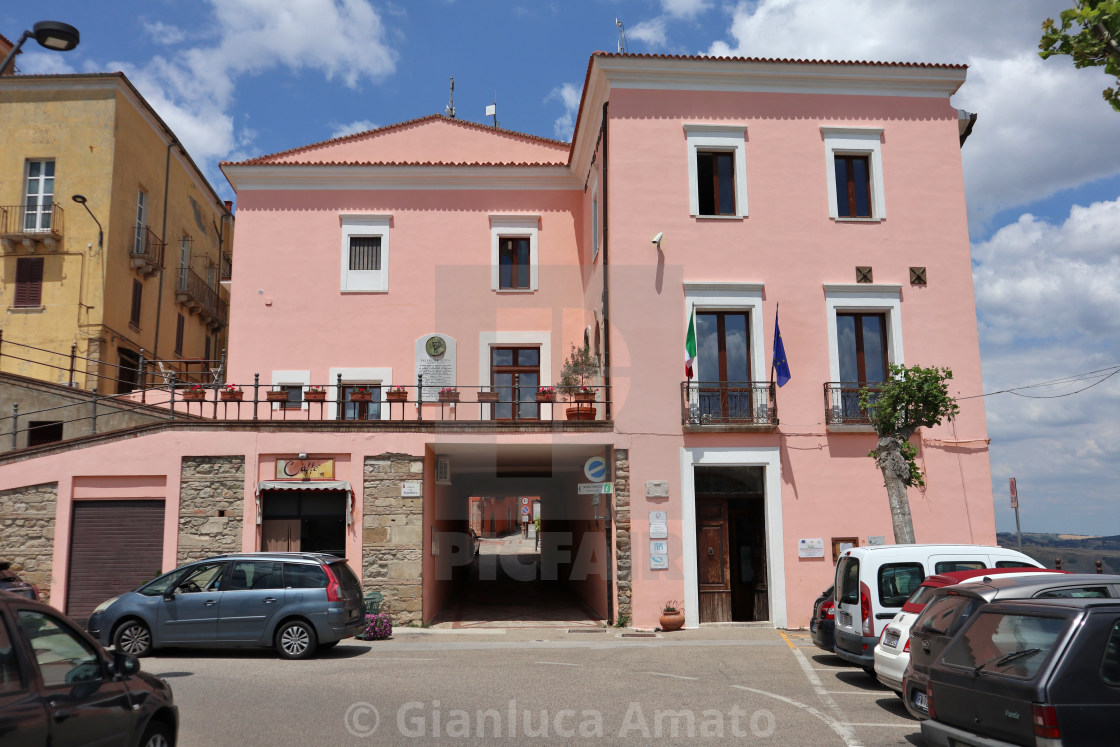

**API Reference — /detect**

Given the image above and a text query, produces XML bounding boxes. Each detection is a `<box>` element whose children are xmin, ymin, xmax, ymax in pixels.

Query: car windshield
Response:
<box><xmin>138</xmin><ymin>568</ymin><xmax>185</xmax><ymax>596</ymax></box>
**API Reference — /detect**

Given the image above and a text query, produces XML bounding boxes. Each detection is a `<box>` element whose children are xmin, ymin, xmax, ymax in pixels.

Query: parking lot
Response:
<box><xmin>148</xmin><ymin>626</ymin><xmax>921</xmax><ymax>745</ymax></box>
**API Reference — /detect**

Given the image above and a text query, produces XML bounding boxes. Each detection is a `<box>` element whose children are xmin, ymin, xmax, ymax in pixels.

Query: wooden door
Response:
<box><xmin>261</xmin><ymin>519</ymin><xmax>300</xmax><ymax>551</ymax></box>
<box><xmin>697</xmin><ymin>498</ymin><xmax>731</xmax><ymax>622</ymax></box>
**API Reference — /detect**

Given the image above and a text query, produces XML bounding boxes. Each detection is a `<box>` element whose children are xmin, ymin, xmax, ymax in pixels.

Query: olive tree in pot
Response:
<box><xmin>559</xmin><ymin>342</ymin><xmax>598</xmax><ymax>420</ymax></box>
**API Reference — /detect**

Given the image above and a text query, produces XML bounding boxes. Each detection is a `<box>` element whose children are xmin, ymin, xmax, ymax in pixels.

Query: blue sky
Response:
<box><xmin>5</xmin><ymin>1</ymin><xmax>1118</xmax><ymax>536</ymax></box>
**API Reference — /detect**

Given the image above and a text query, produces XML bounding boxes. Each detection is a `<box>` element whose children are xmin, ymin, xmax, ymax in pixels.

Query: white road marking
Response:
<box><xmin>845</xmin><ymin>723</ymin><xmax>917</xmax><ymax>728</ymax></box>
<box><xmin>732</xmin><ymin>686</ymin><xmax>862</xmax><ymax>747</ymax></box>
<box><xmin>643</xmin><ymin>671</ymin><xmax>699</xmax><ymax>680</ymax></box>
<box><xmin>534</xmin><ymin>661</ymin><xmax>579</xmax><ymax>666</ymax></box>
<box><xmin>368</xmin><ymin>657</ymin><xmax>438</xmax><ymax>661</ymax></box>
<box><xmin>822</xmin><ymin>690</ymin><xmax>886</xmax><ymax>695</ymax></box>
<box><xmin>775</xmin><ymin>631</ymin><xmax>863</xmax><ymax>747</ymax></box>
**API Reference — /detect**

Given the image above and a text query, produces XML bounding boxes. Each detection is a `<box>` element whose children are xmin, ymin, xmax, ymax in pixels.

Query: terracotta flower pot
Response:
<box><xmin>182</xmin><ymin>390</ymin><xmax>206</xmax><ymax>401</ymax></box>
<box><xmin>350</xmin><ymin>392</ymin><xmax>373</xmax><ymax>402</ymax></box>
<box><xmin>476</xmin><ymin>391</ymin><xmax>499</xmax><ymax>403</ymax></box>
<box><xmin>439</xmin><ymin>392</ymin><xmax>460</xmax><ymax>403</ymax></box>
<box><xmin>565</xmin><ymin>406</ymin><xmax>596</xmax><ymax>421</ymax></box>
<box><xmin>219</xmin><ymin>390</ymin><xmax>243</xmax><ymax>401</ymax></box>
<box><xmin>265</xmin><ymin>390</ymin><xmax>288</xmax><ymax>402</ymax></box>
<box><xmin>659</xmin><ymin>610</ymin><xmax>685</xmax><ymax>632</ymax></box>
<box><xmin>536</xmin><ymin>394</ymin><xmax>555</xmax><ymax>403</ymax></box>
<box><xmin>387</xmin><ymin>391</ymin><xmax>407</xmax><ymax>402</ymax></box>
<box><xmin>305</xmin><ymin>391</ymin><xmax>326</xmax><ymax>402</ymax></box>
<box><xmin>574</xmin><ymin>391</ymin><xmax>596</xmax><ymax>403</ymax></box>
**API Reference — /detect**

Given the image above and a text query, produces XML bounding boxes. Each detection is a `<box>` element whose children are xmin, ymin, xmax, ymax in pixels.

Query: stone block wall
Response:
<box><xmin>614</xmin><ymin>449</ymin><xmax>631</xmax><ymax>625</ymax></box>
<box><xmin>362</xmin><ymin>453</ymin><xmax>424</xmax><ymax>625</ymax></box>
<box><xmin>178</xmin><ymin>456</ymin><xmax>245</xmax><ymax>565</ymax></box>
<box><xmin>0</xmin><ymin>482</ymin><xmax>57</xmax><ymax>601</ymax></box>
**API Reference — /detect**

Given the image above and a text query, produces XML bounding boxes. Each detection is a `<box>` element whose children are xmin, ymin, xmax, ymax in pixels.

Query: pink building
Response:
<box><xmin>0</xmin><ymin>53</ymin><xmax>993</xmax><ymax>631</ymax></box>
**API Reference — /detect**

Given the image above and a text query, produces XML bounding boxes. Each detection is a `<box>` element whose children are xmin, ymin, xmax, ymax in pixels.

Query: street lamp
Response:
<box><xmin>71</xmin><ymin>194</ymin><xmax>103</xmax><ymax>248</ymax></box>
<box><xmin>0</xmin><ymin>21</ymin><xmax>81</xmax><ymax>76</ymax></box>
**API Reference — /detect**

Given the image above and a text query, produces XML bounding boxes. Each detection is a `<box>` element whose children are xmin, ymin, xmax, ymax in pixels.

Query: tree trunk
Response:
<box><xmin>875</xmin><ymin>436</ymin><xmax>916</xmax><ymax>544</ymax></box>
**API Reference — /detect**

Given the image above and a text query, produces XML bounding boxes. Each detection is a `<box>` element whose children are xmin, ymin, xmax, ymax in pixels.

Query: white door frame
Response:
<box><xmin>681</xmin><ymin>446</ymin><xmax>786</xmax><ymax>628</ymax></box>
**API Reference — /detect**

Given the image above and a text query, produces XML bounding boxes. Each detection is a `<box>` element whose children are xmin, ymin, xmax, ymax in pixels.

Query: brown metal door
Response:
<box><xmin>67</xmin><ymin>500</ymin><xmax>165</xmax><ymax>620</ymax></box>
<box><xmin>697</xmin><ymin>498</ymin><xmax>732</xmax><ymax>622</ymax></box>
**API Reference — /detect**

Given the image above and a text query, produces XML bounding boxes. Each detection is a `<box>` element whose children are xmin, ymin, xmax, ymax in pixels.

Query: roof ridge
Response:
<box><xmin>591</xmin><ymin>51</ymin><xmax>968</xmax><ymax>70</ymax></box>
<box><xmin>220</xmin><ymin>159</ymin><xmax>569</xmax><ymax>168</ymax></box>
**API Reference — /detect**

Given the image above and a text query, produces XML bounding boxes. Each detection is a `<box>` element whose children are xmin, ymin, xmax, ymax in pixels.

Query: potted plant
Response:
<box><xmin>536</xmin><ymin>386</ymin><xmax>556</xmax><ymax>403</ymax></box>
<box><xmin>349</xmin><ymin>387</ymin><xmax>373</xmax><ymax>402</ymax></box>
<box><xmin>659</xmin><ymin>600</ymin><xmax>685</xmax><ymax>632</ymax></box>
<box><xmin>305</xmin><ymin>385</ymin><xmax>327</xmax><ymax>402</ymax></box>
<box><xmin>265</xmin><ymin>389</ymin><xmax>289</xmax><ymax>402</ymax></box>
<box><xmin>386</xmin><ymin>385</ymin><xmax>408</xmax><ymax>402</ymax></box>
<box><xmin>560</xmin><ymin>342</ymin><xmax>598</xmax><ymax>420</ymax></box>
<box><xmin>476</xmin><ymin>388</ymin><xmax>499</xmax><ymax>403</ymax></box>
<box><xmin>182</xmin><ymin>384</ymin><xmax>207</xmax><ymax>401</ymax></box>
<box><xmin>438</xmin><ymin>386</ymin><xmax>459</xmax><ymax>403</ymax></box>
<box><xmin>219</xmin><ymin>384</ymin><xmax>242</xmax><ymax>401</ymax></box>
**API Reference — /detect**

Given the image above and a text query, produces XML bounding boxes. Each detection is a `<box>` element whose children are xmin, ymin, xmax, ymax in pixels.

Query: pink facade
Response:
<box><xmin>0</xmin><ymin>54</ymin><xmax>993</xmax><ymax>631</ymax></box>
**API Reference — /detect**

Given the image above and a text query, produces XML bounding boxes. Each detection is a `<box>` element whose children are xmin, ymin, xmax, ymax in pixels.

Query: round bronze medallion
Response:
<box><xmin>426</xmin><ymin>336</ymin><xmax>446</xmax><ymax>357</ymax></box>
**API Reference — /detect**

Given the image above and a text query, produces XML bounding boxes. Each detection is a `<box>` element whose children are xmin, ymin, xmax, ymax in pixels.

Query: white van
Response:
<box><xmin>831</xmin><ymin>544</ymin><xmax>1041</xmax><ymax>671</ymax></box>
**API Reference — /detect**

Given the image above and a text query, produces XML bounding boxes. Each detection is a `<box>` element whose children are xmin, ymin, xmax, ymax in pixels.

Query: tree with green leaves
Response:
<box><xmin>1040</xmin><ymin>0</ymin><xmax>1120</xmax><ymax>112</ymax></box>
<box><xmin>859</xmin><ymin>364</ymin><xmax>960</xmax><ymax>544</ymax></box>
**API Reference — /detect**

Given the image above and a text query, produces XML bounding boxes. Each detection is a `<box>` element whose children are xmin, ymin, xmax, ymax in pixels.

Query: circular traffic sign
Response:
<box><xmin>584</xmin><ymin>457</ymin><xmax>607</xmax><ymax>482</ymax></box>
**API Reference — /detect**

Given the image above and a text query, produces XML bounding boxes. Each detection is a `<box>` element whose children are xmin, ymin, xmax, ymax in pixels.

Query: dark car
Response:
<box><xmin>921</xmin><ymin>597</ymin><xmax>1120</xmax><ymax>747</ymax></box>
<box><xmin>87</xmin><ymin>552</ymin><xmax>365</xmax><ymax>660</ymax></box>
<box><xmin>810</xmin><ymin>585</ymin><xmax>835</xmax><ymax>652</ymax></box>
<box><xmin>0</xmin><ymin>590</ymin><xmax>177</xmax><ymax>746</ymax></box>
<box><xmin>0</xmin><ymin>562</ymin><xmax>39</xmax><ymax>600</ymax></box>
<box><xmin>903</xmin><ymin>572</ymin><xmax>1120</xmax><ymax>719</ymax></box>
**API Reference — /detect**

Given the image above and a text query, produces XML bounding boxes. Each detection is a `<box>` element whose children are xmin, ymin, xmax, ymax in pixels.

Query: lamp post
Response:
<box><xmin>0</xmin><ymin>21</ymin><xmax>80</xmax><ymax>76</ymax></box>
<box><xmin>70</xmin><ymin>195</ymin><xmax>103</xmax><ymax>248</ymax></box>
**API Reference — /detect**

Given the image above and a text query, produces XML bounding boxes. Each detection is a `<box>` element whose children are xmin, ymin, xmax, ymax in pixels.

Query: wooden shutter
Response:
<box><xmin>130</xmin><ymin>279</ymin><xmax>143</xmax><ymax>326</ymax></box>
<box><xmin>15</xmin><ymin>257</ymin><xmax>44</xmax><ymax>307</ymax></box>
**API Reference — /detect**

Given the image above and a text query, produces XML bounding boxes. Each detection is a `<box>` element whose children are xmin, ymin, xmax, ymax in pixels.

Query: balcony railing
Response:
<box><xmin>0</xmin><ymin>203</ymin><xmax>64</xmax><ymax>250</ymax></box>
<box><xmin>219</xmin><ymin>251</ymin><xmax>232</xmax><ymax>281</ymax></box>
<box><xmin>681</xmin><ymin>381</ymin><xmax>777</xmax><ymax>428</ymax></box>
<box><xmin>129</xmin><ymin>225</ymin><xmax>165</xmax><ymax>277</ymax></box>
<box><xmin>823</xmin><ymin>381</ymin><xmax>882</xmax><ymax>426</ymax></box>
<box><xmin>176</xmin><ymin>266</ymin><xmax>223</xmax><ymax>324</ymax></box>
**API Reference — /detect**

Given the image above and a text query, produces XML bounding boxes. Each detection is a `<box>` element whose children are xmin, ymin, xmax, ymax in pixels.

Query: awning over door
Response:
<box><xmin>255</xmin><ymin>480</ymin><xmax>354</xmax><ymax>526</ymax></box>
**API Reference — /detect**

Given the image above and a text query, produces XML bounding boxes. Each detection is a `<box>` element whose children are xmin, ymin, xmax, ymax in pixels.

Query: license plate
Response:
<box><xmin>912</xmin><ymin>690</ymin><xmax>928</xmax><ymax>713</ymax></box>
<box><xmin>839</xmin><ymin>611</ymin><xmax>852</xmax><ymax>626</ymax></box>
<box><xmin>885</xmin><ymin>631</ymin><xmax>899</xmax><ymax>648</ymax></box>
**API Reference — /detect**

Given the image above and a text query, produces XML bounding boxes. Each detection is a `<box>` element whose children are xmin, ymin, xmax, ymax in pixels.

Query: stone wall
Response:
<box><xmin>362</xmin><ymin>453</ymin><xmax>423</xmax><ymax>625</ymax></box>
<box><xmin>178</xmin><ymin>456</ymin><xmax>245</xmax><ymax>565</ymax></box>
<box><xmin>0</xmin><ymin>482</ymin><xmax>57</xmax><ymax>601</ymax></box>
<box><xmin>614</xmin><ymin>449</ymin><xmax>631</xmax><ymax>625</ymax></box>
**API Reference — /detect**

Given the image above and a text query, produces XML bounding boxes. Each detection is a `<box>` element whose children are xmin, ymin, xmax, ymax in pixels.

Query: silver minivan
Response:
<box><xmin>87</xmin><ymin>552</ymin><xmax>365</xmax><ymax>659</ymax></box>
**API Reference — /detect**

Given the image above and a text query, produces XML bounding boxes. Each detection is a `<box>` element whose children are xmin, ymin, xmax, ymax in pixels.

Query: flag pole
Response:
<box><xmin>770</xmin><ymin>303</ymin><xmax>778</xmax><ymax>385</ymax></box>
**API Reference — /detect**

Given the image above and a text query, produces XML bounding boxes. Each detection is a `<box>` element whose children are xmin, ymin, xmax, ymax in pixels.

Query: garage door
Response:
<box><xmin>67</xmin><ymin>500</ymin><xmax>165</xmax><ymax>621</ymax></box>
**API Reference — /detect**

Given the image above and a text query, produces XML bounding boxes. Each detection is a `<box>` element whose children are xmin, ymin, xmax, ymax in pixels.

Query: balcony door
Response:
<box><xmin>836</xmin><ymin>312</ymin><xmax>888</xmax><ymax>419</ymax></box>
<box><xmin>696</xmin><ymin>311</ymin><xmax>752</xmax><ymax>421</ymax></box>
<box><xmin>491</xmin><ymin>347</ymin><xmax>538</xmax><ymax>420</ymax></box>
<box><xmin>24</xmin><ymin>160</ymin><xmax>54</xmax><ymax>232</ymax></box>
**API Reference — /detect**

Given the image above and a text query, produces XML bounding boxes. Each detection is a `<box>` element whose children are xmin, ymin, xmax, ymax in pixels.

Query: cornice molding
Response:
<box><xmin>222</xmin><ymin>164</ymin><xmax>581</xmax><ymax>191</ymax></box>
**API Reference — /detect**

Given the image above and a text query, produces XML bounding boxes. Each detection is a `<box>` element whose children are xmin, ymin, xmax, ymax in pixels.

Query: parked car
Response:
<box><xmin>0</xmin><ymin>589</ymin><xmax>178</xmax><ymax>746</ymax></box>
<box><xmin>873</xmin><ymin>567</ymin><xmax>1064</xmax><ymax>694</ymax></box>
<box><xmin>810</xmin><ymin>585</ymin><xmax>836</xmax><ymax>652</ymax></box>
<box><xmin>0</xmin><ymin>561</ymin><xmax>39</xmax><ymax>600</ymax></box>
<box><xmin>87</xmin><ymin>552</ymin><xmax>365</xmax><ymax>660</ymax></box>
<box><xmin>921</xmin><ymin>597</ymin><xmax>1120</xmax><ymax>747</ymax></box>
<box><xmin>903</xmin><ymin>572</ymin><xmax>1120</xmax><ymax>719</ymax></box>
<box><xmin>833</xmin><ymin>544</ymin><xmax>1041</xmax><ymax>672</ymax></box>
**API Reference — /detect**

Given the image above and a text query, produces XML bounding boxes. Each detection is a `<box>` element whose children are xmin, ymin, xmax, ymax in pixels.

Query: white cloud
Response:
<box><xmin>545</xmin><ymin>82</ymin><xmax>581</xmax><ymax>141</ymax></box>
<box><xmin>628</xmin><ymin>18</ymin><xmax>668</xmax><ymax>49</ymax></box>
<box><xmin>13</xmin><ymin>50</ymin><xmax>78</xmax><ymax>75</ymax></box>
<box><xmin>330</xmin><ymin>120</ymin><xmax>378</xmax><ymax>139</ymax></box>
<box><xmin>707</xmin><ymin>0</ymin><xmax>1120</xmax><ymax>235</ymax></box>
<box><xmin>662</xmin><ymin>0</ymin><xmax>711</xmax><ymax>18</ymax></box>
<box><xmin>142</xmin><ymin>21</ymin><xmax>187</xmax><ymax>45</ymax></box>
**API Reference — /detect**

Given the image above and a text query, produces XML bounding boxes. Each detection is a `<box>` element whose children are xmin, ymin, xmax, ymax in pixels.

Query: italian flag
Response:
<box><xmin>685</xmin><ymin>308</ymin><xmax>697</xmax><ymax>379</ymax></box>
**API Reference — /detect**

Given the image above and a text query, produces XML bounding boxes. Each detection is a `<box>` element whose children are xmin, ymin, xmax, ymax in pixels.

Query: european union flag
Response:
<box><xmin>773</xmin><ymin>309</ymin><xmax>791</xmax><ymax>387</ymax></box>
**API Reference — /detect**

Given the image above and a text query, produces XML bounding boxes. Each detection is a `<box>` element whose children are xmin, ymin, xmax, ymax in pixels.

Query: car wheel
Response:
<box><xmin>138</xmin><ymin>720</ymin><xmax>171</xmax><ymax>747</ymax></box>
<box><xmin>114</xmin><ymin>619</ymin><xmax>153</xmax><ymax>657</ymax></box>
<box><xmin>275</xmin><ymin>620</ymin><xmax>317</xmax><ymax>660</ymax></box>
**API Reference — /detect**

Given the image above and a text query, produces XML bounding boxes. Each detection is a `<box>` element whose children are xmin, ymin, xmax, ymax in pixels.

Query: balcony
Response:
<box><xmin>823</xmin><ymin>381</ymin><xmax>882</xmax><ymax>430</ymax></box>
<box><xmin>0</xmin><ymin>203</ymin><xmax>64</xmax><ymax>252</ymax></box>
<box><xmin>130</xmin><ymin>225</ymin><xmax>165</xmax><ymax>278</ymax></box>
<box><xmin>681</xmin><ymin>381</ymin><xmax>777</xmax><ymax>432</ymax></box>
<box><xmin>175</xmin><ymin>265</ymin><xmax>223</xmax><ymax>327</ymax></box>
<box><xmin>219</xmin><ymin>251</ymin><xmax>232</xmax><ymax>282</ymax></box>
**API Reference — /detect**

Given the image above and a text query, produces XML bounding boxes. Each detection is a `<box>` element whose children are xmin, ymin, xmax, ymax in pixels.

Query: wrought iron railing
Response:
<box><xmin>219</xmin><ymin>251</ymin><xmax>232</xmax><ymax>281</ymax></box>
<box><xmin>0</xmin><ymin>203</ymin><xmax>64</xmax><ymax>242</ymax></box>
<box><xmin>176</xmin><ymin>266</ymin><xmax>222</xmax><ymax>322</ymax></box>
<box><xmin>680</xmin><ymin>381</ymin><xmax>777</xmax><ymax>426</ymax></box>
<box><xmin>823</xmin><ymin>381</ymin><xmax>882</xmax><ymax>426</ymax></box>
<box><xmin>130</xmin><ymin>225</ymin><xmax>165</xmax><ymax>275</ymax></box>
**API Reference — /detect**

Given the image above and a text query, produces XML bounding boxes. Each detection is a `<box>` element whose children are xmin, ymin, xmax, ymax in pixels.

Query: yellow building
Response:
<box><xmin>0</xmin><ymin>72</ymin><xmax>232</xmax><ymax>392</ymax></box>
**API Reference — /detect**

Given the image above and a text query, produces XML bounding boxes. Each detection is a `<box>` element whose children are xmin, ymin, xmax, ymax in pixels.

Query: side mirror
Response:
<box><xmin>111</xmin><ymin>651</ymin><xmax>140</xmax><ymax>677</ymax></box>
<box><xmin>163</xmin><ymin>589</ymin><xmax>175</xmax><ymax>601</ymax></box>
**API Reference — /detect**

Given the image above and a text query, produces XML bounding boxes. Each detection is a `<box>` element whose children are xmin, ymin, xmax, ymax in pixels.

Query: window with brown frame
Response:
<box><xmin>498</xmin><ymin>237</ymin><xmax>530</xmax><ymax>290</ymax></box>
<box><xmin>174</xmin><ymin>313</ymin><xmax>184</xmax><ymax>356</ymax></box>
<box><xmin>491</xmin><ymin>347</ymin><xmax>539</xmax><ymax>420</ymax></box>
<box><xmin>834</xmin><ymin>154</ymin><xmax>872</xmax><ymax>218</ymax></box>
<box><xmin>696</xmin><ymin>151</ymin><xmax>736</xmax><ymax>216</ymax></box>
<box><xmin>14</xmin><ymin>257</ymin><xmax>44</xmax><ymax>308</ymax></box>
<box><xmin>695</xmin><ymin>311</ymin><xmax>753</xmax><ymax>420</ymax></box>
<box><xmin>130</xmin><ymin>279</ymin><xmax>143</xmax><ymax>328</ymax></box>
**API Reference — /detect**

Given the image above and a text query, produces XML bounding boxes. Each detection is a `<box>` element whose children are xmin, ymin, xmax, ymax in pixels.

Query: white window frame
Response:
<box><xmin>270</xmin><ymin>370</ymin><xmax>310</xmax><ymax>410</ymax></box>
<box><xmin>327</xmin><ymin>366</ymin><xmax>392</xmax><ymax>421</ymax></box>
<box><xmin>684</xmin><ymin>124</ymin><xmax>748</xmax><ymax>219</ymax></box>
<box><xmin>340</xmin><ymin>214</ymin><xmax>390</xmax><ymax>293</ymax></box>
<box><xmin>134</xmin><ymin>189</ymin><xmax>148</xmax><ymax>254</ymax></box>
<box><xmin>683</xmin><ymin>282</ymin><xmax>766</xmax><ymax>382</ymax></box>
<box><xmin>822</xmin><ymin>127</ymin><xmax>886</xmax><ymax>221</ymax></box>
<box><xmin>823</xmin><ymin>284</ymin><xmax>904</xmax><ymax>382</ymax></box>
<box><xmin>478</xmin><ymin>331</ymin><xmax>550</xmax><ymax>420</ymax></box>
<box><xmin>24</xmin><ymin>159</ymin><xmax>54</xmax><ymax>232</ymax></box>
<box><xmin>490</xmin><ymin>215</ymin><xmax>539</xmax><ymax>292</ymax></box>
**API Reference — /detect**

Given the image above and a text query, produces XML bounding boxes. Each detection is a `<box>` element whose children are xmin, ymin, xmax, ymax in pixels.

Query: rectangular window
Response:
<box><xmin>498</xmin><ymin>238</ymin><xmax>530</xmax><ymax>290</ymax></box>
<box><xmin>281</xmin><ymin>385</ymin><xmax>303</xmax><ymax>408</ymax></box>
<box><xmin>340</xmin><ymin>385</ymin><xmax>381</xmax><ymax>421</ymax></box>
<box><xmin>130</xmin><ymin>279</ymin><xmax>143</xmax><ymax>328</ymax></box>
<box><xmin>14</xmin><ymin>257</ymin><xmax>44</xmax><ymax>307</ymax></box>
<box><xmin>174</xmin><ymin>313</ymin><xmax>184</xmax><ymax>355</ymax></box>
<box><xmin>837</xmin><ymin>312</ymin><xmax>888</xmax><ymax>384</ymax></box>
<box><xmin>27</xmin><ymin>420</ymin><xmax>63</xmax><ymax>446</ymax></box>
<box><xmin>117</xmin><ymin>349</ymin><xmax>140</xmax><ymax>395</ymax></box>
<box><xmin>204</xmin><ymin>335</ymin><xmax>212</xmax><ymax>362</ymax></box>
<box><xmin>695</xmin><ymin>311</ymin><xmax>754</xmax><ymax>421</ymax></box>
<box><xmin>878</xmin><ymin>563</ymin><xmax>924</xmax><ymax>607</ymax></box>
<box><xmin>837</xmin><ymin>556</ymin><xmax>860</xmax><ymax>605</ymax></box>
<box><xmin>349</xmin><ymin>236</ymin><xmax>381</xmax><ymax>271</ymax></box>
<box><xmin>134</xmin><ymin>189</ymin><xmax>147</xmax><ymax>253</ymax></box>
<box><xmin>834</xmin><ymin>155</ymin><xmax>871</xmax><ymax>218</ymax></box>
<box><xmin>942</xmin><ymin>612</ymin><xmax>1067</xmax><ymax>679</ymax></box>
<box><xmin>696</xmin><ymin>151</ymin><xmax>736</xmax><ymax>216</ymax></box>
<box><xmin>491</xmin><ymin>347</ymin><xmax>539</xmax><ymax>420</ymax></box>
<box><xmin>24</xmin><ymin>160</ymin><xmax>54</xmax><ymax>232</ymax></box>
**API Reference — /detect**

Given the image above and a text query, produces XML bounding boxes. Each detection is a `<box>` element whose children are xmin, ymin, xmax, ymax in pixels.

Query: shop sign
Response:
<box><xmin>275</xmin><ymin>458</ymin><xmax>334</xmax><ymax>480</ymax></box>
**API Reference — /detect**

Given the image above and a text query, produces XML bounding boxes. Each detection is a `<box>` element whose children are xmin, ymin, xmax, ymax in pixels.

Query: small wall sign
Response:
<box><xmin>646</xmin><ymin>480</ymin><xmax>669</xmax><ymax>498</ymax></box>
<box><xmin>401</xmin><ymin>481</ymin><xmax>421</xmax><ymax>497</ymax></box>
<box><xmin>275</xmin><ymin>458</ymin><xmax>334</xmax><ymax>480</ymax></box>
<box><xmin>798</xmin><ymin>538</ymin><xmax>825</xmax><ymax>558</ymax></box>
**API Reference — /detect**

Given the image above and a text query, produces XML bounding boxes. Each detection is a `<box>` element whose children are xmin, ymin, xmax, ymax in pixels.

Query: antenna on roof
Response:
<box><xmin>616</xmin><ymin>19</ymin><xmax>627</xmax><ymax>53</ymax></box>
<box><xmin>485</xmin><ymin>91</ymin><xmax>498</xmax><ymax>129</ymax></box>
<box><xmin>446</xmin><ymin>76</ymin><xmax>456</xmax><ymax>119</ymax></box>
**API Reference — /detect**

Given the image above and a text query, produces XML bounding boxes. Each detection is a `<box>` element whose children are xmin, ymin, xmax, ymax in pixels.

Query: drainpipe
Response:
<box><xmin>600</xmin><ymin>102</ymin><xmax>611</xmax><ymax>420</ymax></box>
<box><xmin>151</xmin><ymin>138</ymin><xmax>179</xmax><ymax>364</ymax></box>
